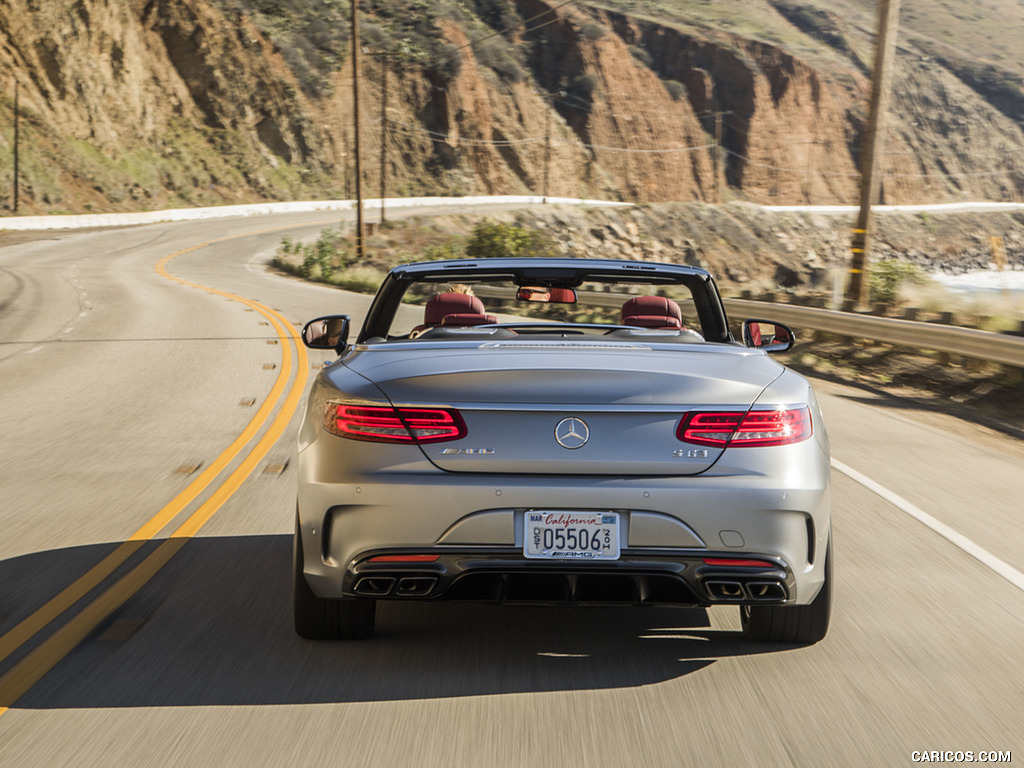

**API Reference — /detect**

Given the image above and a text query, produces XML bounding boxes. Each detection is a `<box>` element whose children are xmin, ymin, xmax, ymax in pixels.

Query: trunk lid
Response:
<box><xmin>337</xmin><ymin>340</ymin><xmax>782</xmax><ymax>475</ymax></box>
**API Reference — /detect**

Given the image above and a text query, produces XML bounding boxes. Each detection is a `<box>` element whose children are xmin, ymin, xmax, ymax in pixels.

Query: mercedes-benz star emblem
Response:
<box><xmin>554</xmin><ymin>417</ymin><xmax>590</xmax><ymax>449</ymax></box>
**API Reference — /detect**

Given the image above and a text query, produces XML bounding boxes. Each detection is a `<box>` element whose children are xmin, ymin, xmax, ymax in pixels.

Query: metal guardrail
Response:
<box><xmin>724</xmin><ymin>299</ymin><xmax>1024</xmax><ymax>369</ymax></box>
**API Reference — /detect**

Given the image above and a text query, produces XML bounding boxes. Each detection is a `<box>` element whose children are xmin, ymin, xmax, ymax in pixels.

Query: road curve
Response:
<box><xmin>0</xmin><ymin>211</ymin><xmax>1021</xmax><ymax>767</ymax></box>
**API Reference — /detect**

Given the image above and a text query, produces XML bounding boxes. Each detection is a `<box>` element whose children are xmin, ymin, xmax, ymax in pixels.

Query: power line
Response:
<box><xmin>386</xmin><ymin>114</ymin><xmax>1022</xmax><ymax>181</ymax></box>
<box><xmin>580</xmin><ymin>141</ymin><xmax>716</xmax><ymax>154</ymax></box>
<box><xmin>385</xmin><ymin>119</ymin><xmax>547</xmax><ymax>146</ymax></box>
<box><xmin>721</xmin><ymin>147</ymin><xmax>1024</xmax><ymax>181</ymax></box>
<box><xmin>383</xmin><ymin>117</ymin><xmax>715</xmax><ymax>154</ymax></box>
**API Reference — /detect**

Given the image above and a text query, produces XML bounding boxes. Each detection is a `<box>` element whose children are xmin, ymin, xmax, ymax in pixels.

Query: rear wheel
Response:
<box><xmin>293</xmin><ymin>514</ymin><xmax>375</xmax><ymax>640</ymax></box>
<box><xmin>741</xmin><ymin>533</ymin><xmax>832</xmax><ymax>645</ymax></box>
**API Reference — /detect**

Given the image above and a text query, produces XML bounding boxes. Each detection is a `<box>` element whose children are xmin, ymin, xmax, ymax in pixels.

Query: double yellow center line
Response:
<box><xmin>0</xmin><ymin>231</ymin><xmax>310</xmax><ymax>715</ymax></box>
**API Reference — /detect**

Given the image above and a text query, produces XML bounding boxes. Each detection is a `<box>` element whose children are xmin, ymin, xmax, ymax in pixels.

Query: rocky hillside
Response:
<box><xmin>1</xmin><ymin>0</ymin><xmax>1023</xmax><ymax>214</ymax></box>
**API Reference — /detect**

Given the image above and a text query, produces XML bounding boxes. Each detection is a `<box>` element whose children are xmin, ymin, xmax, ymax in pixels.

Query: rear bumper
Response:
<box><xmin>297</xmin><ymin>465</ymin><xmax>831</xmax><ymax>605</ymax></box>
<box><xmin>342</xmin><ymin>548</ymin><xmax>795</xmax><ymax>606</ymax></box>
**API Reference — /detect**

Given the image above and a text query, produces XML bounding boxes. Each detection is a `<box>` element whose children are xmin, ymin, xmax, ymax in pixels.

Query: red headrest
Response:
<box><xmin>424</xmin><ymin>292</ymin><xmax>486</xmax><ymax>325</ymax></box>
<box><xmin>620</xmin><ymin>296</ymin><xmax>683</xmax><ymax>326</ymax></box>
<box><xmin>620</xmin><ymin>315</ymin><xmax>683</xmax><ymax>329</ymax></box>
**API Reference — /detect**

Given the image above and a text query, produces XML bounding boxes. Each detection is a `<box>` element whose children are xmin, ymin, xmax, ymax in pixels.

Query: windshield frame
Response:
<box><xmin>357</xmin><ymin>258</ymin><xmax>732</xmax><ymax>344</ymax></box>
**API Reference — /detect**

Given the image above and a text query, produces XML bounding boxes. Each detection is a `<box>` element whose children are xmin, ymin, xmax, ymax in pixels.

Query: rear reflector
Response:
<box><xmin>325</xmin><ymin>404</ymin><xmax>466</xmax><ymax>444</ymax></box>
<box><xmin>368</xmin><ymin>554</ymin><xmax>441</xmax><ymax>563</ymax></box>
<box><xmin>678</xmin><ymin>407</ymin><xmax>811</xmax><ymax>447</ymax></box>
<box><xmin>702</xmin><ymin>558</ymin><xmax>778</xmax><ymax>568</ymax></box>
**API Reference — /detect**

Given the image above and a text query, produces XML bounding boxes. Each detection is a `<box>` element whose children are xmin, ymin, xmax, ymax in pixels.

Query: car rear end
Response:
<box><xmin>296</xmin><ymin>341</ymin><xmax>830</xmax><ymax>623</ymax></box>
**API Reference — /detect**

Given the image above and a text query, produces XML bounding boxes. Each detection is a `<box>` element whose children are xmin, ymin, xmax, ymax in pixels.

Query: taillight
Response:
<box><xmin>678</xmin><ymin>407</ymin><xmax>811</xmax><ymax>447</ymax></box>
<box><xmin>701</xmin><ymin>558</ymin><xmax>777</xmax><ymax>568</ymax></box>
<box><xmin>324</xmin><ymin>404</ymin><xmax>466</xmax><ymax>443</ymax></box>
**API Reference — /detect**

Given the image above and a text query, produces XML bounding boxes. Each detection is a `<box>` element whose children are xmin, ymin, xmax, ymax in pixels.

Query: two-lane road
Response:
<box><xmin>0</xmin><ymin>211</ymin><xmax>1021</xmax><ymax>767</ymax></box>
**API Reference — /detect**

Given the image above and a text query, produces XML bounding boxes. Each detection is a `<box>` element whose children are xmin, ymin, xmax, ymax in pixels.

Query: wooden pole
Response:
<box><xmin>13</xmin><ymin>80</ymin><xmax>20</xmax><ymax>213</ymax></box>
<box><xmin>847</xmin><ymin>0</ymin><xmax>901</xmax><ymax>310</ymax></box>
<box><xmin>714</xmin><ymin>111</ymin><xmax>722</xmax><ymax>204</ymax></box>
<box><xmin>542</xmin><ymin>94</ymin><xmax>552</xmax><ymax>202</ymax></box>
<box><xmin>351</xmin><ymin>0</ymin><xmax>365</xmax><ymax>259</ymax></box>
<box><xmin>379</xmin><ymin>55</ymin><xmax>388</xmax><ymax>224</ymax></box>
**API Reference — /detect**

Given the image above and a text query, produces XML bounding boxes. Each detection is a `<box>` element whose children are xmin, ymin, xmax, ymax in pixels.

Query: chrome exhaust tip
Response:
<box><xmin>396</xmin><ymin>576</ymin><xmax>437</xmax><ymax>597</ymax></box>
<box><xmin>705</xmin><ymin>580</ymin><xmax>746</xmax><ymax>601</ymax></box>
<box><xmin>354</xmin><ymin>576</ymin><xmax>396</xmax><ymax>596</ymax></box>
<box><xmin>746</xmin><ymin>581</ymin><xmax>788</xmax><ymax>601</ymax></box>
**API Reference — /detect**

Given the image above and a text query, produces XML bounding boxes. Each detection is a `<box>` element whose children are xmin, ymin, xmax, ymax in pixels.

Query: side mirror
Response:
<box><xmin>742</xmin><ymin>320</ymin><xmax>795</xmax><ymax>353</ymax></box>
<box><xmin>302</xmin><ymin>315</ymin><xmax>351</xmax><ymax>354</ymax></box>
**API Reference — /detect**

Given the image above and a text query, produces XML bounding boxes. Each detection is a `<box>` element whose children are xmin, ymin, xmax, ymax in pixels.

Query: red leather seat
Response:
<box><xmin>410</xmin><ymin>292</ymin><xmax>493</xmax><ymax>334</ymax></box>
<box><xmin>424</xmin><ymin>292</ymin><xmax>487</xmax><ymax>325</ymax></box>
<box><xmin>620</xmin><ymin>296</ymin><xmax>684</xmax><ymax>329</ymax></box>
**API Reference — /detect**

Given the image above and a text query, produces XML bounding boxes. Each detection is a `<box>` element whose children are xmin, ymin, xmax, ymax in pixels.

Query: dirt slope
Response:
<box><xmin>1</xmin><ymin>0</ymin><xmax>1022</xmax><ymax>214</ymax></box>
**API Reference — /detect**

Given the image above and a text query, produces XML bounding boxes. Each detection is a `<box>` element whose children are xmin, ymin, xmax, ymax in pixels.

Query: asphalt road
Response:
<box><xmin>0</xmin><ymin>211</ymin><xmax>1021</xmax><ymax>767</ymax></box>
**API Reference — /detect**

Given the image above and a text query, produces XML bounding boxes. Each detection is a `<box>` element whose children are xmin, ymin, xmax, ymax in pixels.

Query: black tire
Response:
<box><xmin>293</xmin><ymin>515</ymin><xmax>376</xmax><ymax>640</ymax></box>
<box><xmin>741</xmin><ymin>533</ymin><xmax>832</xmax><ymax>645</ymax></box>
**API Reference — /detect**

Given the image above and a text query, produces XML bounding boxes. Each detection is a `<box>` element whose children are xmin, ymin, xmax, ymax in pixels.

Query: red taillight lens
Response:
<box><xmin>325</xmin><ymin>404</ymin><xmax>466</xmax><ymax>443</ymax></box>
<box><xmin>677</xmin><ymin>412</ymin><xmax>744</xmax><ymax>446</ymax></box>
<box><xmin>701</xmin><ymin>558</ymin><xmax>777</xmax><ymax>568</ymax></box>
<box><xmin>678</xmin><ymin>407</ymin><xmax>811</xmax><ymax>447</ymax></box>
<box><xmin>368</xmin><ymin>554</ymin><xmax>440</xmax><ymax>563</ymax></box>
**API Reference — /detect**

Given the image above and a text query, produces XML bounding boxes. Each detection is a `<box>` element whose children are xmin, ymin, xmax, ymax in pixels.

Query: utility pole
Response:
<box><xmin>367</xmin><ymin>50</ymin><xmax>396</xmax><ymax>225</ymax></box>
<box><xmin>351</xmin><ymin>0</ymin><xmax>365</xmax><ymax>259</ymax></box>
<box><xmin>714</xmin><ymin>111</ymin><xmax>722</xmax><ymax>204</ymax></box>
<box><xmin>847</xmin><ymin>0</ymin><xmax>901</xmax><ymax>310</ymax></box>
<box><xmin>378</xmin><ymin>54</ymin><xmax>388</xmax><ymax>224</ymax></box>
<box><xmin>542</xmin><ymin>94</ymin><xmax>552</xmax><ymax>202</ymax></box>
<box><xmin>13</xmin><ymin>80</ymin><xmax>20</xmax><ymax>213</ymax></box>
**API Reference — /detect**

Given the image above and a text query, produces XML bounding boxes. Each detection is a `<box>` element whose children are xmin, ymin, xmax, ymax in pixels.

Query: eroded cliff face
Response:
<box><xmin>1</xmin><ymin>0</ymin><xmax>1022</xmax><ymax>214</ymax></box>
<box><xmin>0</xmin><ymin>0</ymin><xmax>336</xmax><ymax>209</ymax></box>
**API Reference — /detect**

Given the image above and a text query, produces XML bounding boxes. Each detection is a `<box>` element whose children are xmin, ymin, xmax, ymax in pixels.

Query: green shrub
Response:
<box><xmin>422</xmin><ymin>240</ymin><xmax>465</xmax><ymax>260</ymax></box>
<box><xmin>465</xmin><ymin>221</ymin><xmax>555</xmax><ymax>259</ymax></box>
<box><xmin>628</xmin><ymin>45</ymin><xmax>652</xmax><ymax>67</ymax></box>
<box><xmin>580</xmin><ymin>22</ymin><xmax>607</xmax><ymax>41</ymax></box>
<box><xmin>276</xmin><ymin>226</ymin><xmax>348</xmax><ymax>279</ymax></box>
<box><xmin>475</xmin><ymin>37</ymin><xmax>526</xmax><ymax>83</ymax></box>
<box><xmin>663</xmin><ymin>79</ymin><xmax>686</xmax><ymax>101</ymax></box>
<box><xmin>869</xmin><ymin>259</ymin><xmax>931</xmax><ymax>305</ymax></box>
<box><xmin>329</xmin><ymin>266</ymin><xmax>386</xmax><ymax>293</ymax></box>
<box><xmin>567</xmin><ymin>72</ymin><xmax>600</xmax><ymax>110</ymax></box>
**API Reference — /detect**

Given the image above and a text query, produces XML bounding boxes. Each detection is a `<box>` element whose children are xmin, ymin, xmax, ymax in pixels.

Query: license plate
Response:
<box><xmin>523</xmin><ymin>511</ymin><xmax>620</xmax><ymax>560</ymax></box>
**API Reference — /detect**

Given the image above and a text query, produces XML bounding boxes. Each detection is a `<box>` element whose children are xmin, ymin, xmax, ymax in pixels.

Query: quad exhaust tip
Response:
<box><xmin>705</xmin><ymin>580</ymin><xmax>745</xmax><ymax>601</ymax></box>
<box><xmin>704</xmin><ymin>579</ymin><xmax>788</xmax><ymax>602</ymax></box>
<box><xmin>746</xmin><ymin>581</ymin><xmax>788</xmax><ymax>601</ymax></box>
<box><xmin>353</xmin><ymin>576</ymin><xmax>396</xmax><ymax>596</ymax></box>
<box><xmin>396</xmin><ymin>576</ymin><xmax>437</xmax><ymax>596</ymax></box>
<box><xmin>354</xmin><ymin>575</ymin><xmax>437</xmax><ymax>597</ymax></box>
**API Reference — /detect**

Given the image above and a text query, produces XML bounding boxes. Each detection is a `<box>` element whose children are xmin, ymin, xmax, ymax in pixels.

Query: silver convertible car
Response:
<box><xmin>296</xmin><ymin>257</ymin><xmax>832</xmax><ymax>644</ymax></box>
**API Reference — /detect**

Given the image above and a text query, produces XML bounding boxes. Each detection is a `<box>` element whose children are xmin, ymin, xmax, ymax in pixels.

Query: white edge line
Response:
<box><xmin>831</xmin><ymin>458</ymin><xmax>1024</xmax><ymax>592</ymax></box>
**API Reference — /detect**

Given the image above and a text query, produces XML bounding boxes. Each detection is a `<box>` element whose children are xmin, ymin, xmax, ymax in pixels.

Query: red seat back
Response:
<box><xmin>620</xmin><ymin>296</ymin><xmax>684</xmax><ymax>329</ymax></box>
<box><xmin>424</xmin><ymin>293</ymin><xmax>487</xmax><ymax>325</ymax></box>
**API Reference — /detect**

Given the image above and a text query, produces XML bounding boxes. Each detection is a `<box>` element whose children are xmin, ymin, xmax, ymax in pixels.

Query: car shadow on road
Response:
<box><xmin>3</xmin><ymin>534</ymin><xmax>795</xmax><ymax>710</ymax></box>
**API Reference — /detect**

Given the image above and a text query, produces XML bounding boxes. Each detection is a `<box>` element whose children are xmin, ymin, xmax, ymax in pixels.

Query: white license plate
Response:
<box><xmin>523</xmin><ymin>511</ymin><xmax>620</xmax><ymax>560</ymax></box>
